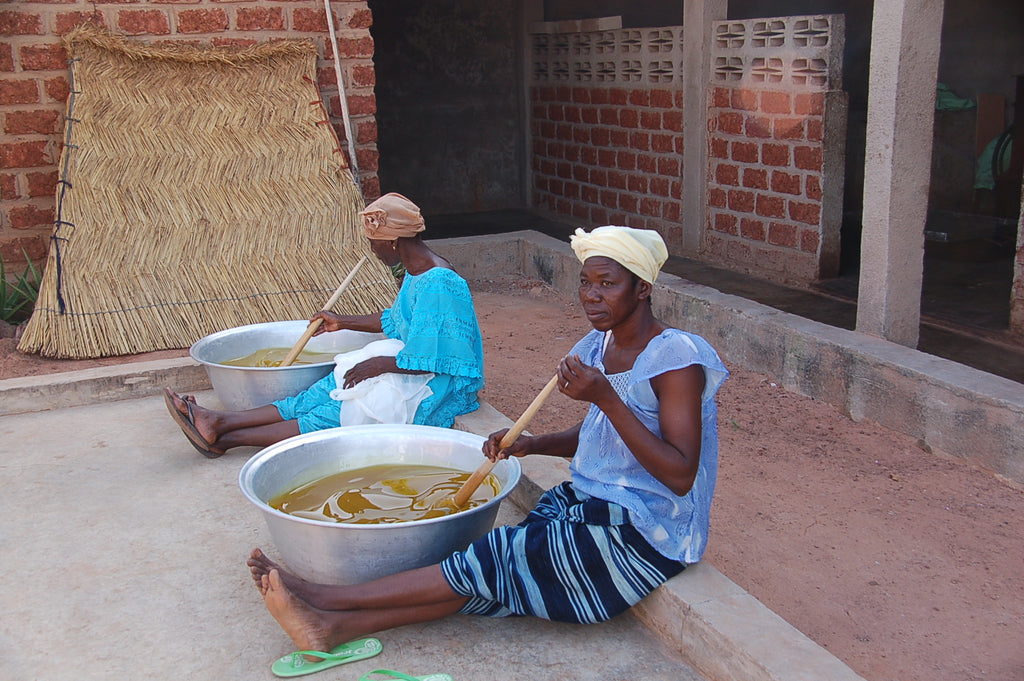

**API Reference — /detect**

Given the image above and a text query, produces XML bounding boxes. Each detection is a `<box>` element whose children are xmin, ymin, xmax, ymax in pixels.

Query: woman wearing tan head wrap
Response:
<box><xmin>244</xmin><ymin>223</ymin><xmax>729</xmax><ymax>653</ymax></box>
<box><xmin>164</xmin><ymin>193</ymin><xmax>484</xmax><ymax>457</ymax></box>
<box><xmin>360</xmin><ymin>192</ymin><xmax>426</xmax><ymax>240</ymax></box>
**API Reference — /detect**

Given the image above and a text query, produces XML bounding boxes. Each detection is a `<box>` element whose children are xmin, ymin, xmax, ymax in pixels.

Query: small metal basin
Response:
<box><xmin>238</xmin><ymin>424</ymin><xmax>522</xmax><ymax>585</ymax></box>
<box><xmin>189</xmin><ymin>321</ymin><xmax>385</xmax><ymax>410</ymax></box>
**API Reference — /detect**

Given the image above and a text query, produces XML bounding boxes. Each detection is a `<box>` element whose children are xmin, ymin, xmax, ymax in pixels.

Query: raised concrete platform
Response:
<box><xmin>9</xmin><ymin>228</ymin><xmax>1014</xmax><ymax>678</ymax></box>
<box><xmin>0</xmin><ymin>358</ymin><xmax>865</xmax><ymax>681</ymax></box>
<box><xmin>0</xmin><ymin>388</ymin><xmax>710</xmax><ymax>681</ymax></box>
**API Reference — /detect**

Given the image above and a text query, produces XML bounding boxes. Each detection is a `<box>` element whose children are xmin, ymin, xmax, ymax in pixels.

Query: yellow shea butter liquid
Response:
<box><xmin>219</xmin><ymin>347</ymin><xmax>337</xmax><ymax>367</ymax></box>
<box><xmin>269</xmin><ymin>464</ymin><xmax>500</xmax><ymax>524</ymax></box>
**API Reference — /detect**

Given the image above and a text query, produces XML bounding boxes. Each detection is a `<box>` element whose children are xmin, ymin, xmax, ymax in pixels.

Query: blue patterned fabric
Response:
<box><xmin>568</xmin><ymin>328</ymin><xmax>729</xmax><ymax>563</ymax></box>
<box><xmin>440</xmin><ymin>482</ymin><xmax>685</xmax><ymax>624</ymax></box>
<box><xmin>274</xmin><ymin>266</ymin><xmax>484</xmax><ymax>430</ymax></box>
<box><xmin>274</xmin><ymin>372</ymin><xmax>349</xmax><ymax>433</ymax></box>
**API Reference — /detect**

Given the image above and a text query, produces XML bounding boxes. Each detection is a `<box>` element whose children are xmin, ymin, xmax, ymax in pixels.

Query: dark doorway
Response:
<box><xmin>367</xmin><ymin>0</ymin><xmax>526</xmax><ymax>216</ymax></box>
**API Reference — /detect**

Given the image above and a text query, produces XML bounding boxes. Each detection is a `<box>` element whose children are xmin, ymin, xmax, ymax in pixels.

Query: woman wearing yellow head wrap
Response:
<box><xmin>570</xmin><ymin>225</ymin><xmax>668</xmax><ymax>284</ymax></box>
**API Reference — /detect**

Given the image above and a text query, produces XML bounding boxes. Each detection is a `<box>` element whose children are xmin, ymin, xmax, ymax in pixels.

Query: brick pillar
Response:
<box><xmin>703</xmin><ymin>15</ymin><xmax>847</xmax><ymax>284</ymax></box>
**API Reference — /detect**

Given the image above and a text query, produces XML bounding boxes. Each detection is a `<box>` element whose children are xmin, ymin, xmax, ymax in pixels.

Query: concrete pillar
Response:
<box><xmin>856</xmin><ymin>0</ymin><xmax>944</xmax><ymax>347</ymax></box>
<box><xmin>1010</xmin><ymin>179</ymin><xmax>1024</xmax><ymax>339</ymax></box>
<box><xmin>681</xmin><ymin>0</ymin><xmax>727</xmax><ymax>256</ymax></box>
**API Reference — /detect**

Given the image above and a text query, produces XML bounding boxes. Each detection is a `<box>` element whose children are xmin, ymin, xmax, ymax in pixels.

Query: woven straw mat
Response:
<box><xmin>19</xmin><ymin>25</ymin><xmax>397</xmax><ymax>359</ymax></box>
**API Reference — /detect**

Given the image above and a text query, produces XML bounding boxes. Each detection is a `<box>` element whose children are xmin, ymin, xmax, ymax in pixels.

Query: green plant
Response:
<box><xmin>0</xmin><ymin>251</ymin><xmax>41</xmax><ymax>324</ymax></box>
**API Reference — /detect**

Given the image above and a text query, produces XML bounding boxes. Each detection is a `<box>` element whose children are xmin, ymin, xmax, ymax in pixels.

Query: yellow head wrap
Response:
<box><xmin>570</xmin><ymin>226</ymin><xmax>668</xmax><ymax>283</ymax></box>
<box><xmin>360</xmin><ymin>192</ymin><xmax>426</xmax><ymax>240</ymax></box>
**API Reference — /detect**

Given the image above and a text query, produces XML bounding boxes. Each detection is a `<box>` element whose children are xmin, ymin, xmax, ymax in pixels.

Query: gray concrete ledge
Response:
<box><xmin>17</xmin><ymin>229</ymin><xmax>1005</xmax><ymax>680</ymax></box>
<box><xmin>10</xmin><ymin>231</ymin><xmax>1019</xmax><ymax>484</ymax></box>
<box><xmin>0</xmin><ymin>357</ymin><xmax>209</xmax><ymax>417</ymax></box>
<box><xmin>432</xmin><ymin>230</ymin><xmax>1024</xmax><ymax>485</ymax></box>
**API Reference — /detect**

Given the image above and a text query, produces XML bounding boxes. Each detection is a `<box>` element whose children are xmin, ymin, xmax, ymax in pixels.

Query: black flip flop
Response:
<box><xmin>163</xmin><ymin>388</ymin><xmax>224</xmax><ymax>458</ymax></box>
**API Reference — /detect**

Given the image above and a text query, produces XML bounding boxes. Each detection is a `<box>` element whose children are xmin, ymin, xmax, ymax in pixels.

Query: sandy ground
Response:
<box><xmin>2</xmin><ymin>276</ymin><xmax>1022</xmax><ymax>681</ymax></box>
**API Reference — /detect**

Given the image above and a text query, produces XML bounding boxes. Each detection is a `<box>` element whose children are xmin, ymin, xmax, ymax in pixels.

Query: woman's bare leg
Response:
<box><xmin>212</xmin><ymin>420</ymin><xmax>300</xmax><ymax>450</ymax></box>
<box><xmin>166</xmin><ymin>390</ymin><xmax>294</xmax><ymax>449</ymax></box>
<box><xmin>260</xmin><ymin>570</ymin><xmax>467</xmax><ymax>653</ymax></box>
<box><xmin>248</xmin><ymin>549</ymin><xmax>465</xmax><ymax>612</ymax></box>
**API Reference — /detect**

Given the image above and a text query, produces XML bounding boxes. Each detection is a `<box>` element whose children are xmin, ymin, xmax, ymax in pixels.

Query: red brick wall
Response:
<box><xmin>705</xmin><ymin>85</ymin><xmax>834</xmax><ymax>283</ymax></box>
<box><xmin>0</xmin><ymin>0</ymin><xmax>377</xmax><ymax>269</ymax></box>
<box><xmin>530</xmin><ymin>85</ymin><xmax>686</xmax><ymax>251</ymax></box>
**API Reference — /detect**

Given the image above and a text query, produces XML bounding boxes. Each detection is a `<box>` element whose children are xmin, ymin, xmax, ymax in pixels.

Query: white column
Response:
<box><xmin>682</xmin><ymin>0</ymin><xmax>727</xmax><ymax>256</ymax></box>
<box><xmin>856</xmin><ymin>0</ymin><xmax>944</xmax><ymax>347</ymax></box>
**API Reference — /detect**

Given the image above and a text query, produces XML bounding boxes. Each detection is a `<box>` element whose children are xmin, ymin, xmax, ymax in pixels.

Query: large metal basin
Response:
<box><xmin>238</xmin><ymin>424</ymin><xmax>521</xmax><ymax>585</ymax></box>
<box><xmin>190</xmin><ymin>321</ymin><xmax>385</xmax><ymax>410</ymax></box>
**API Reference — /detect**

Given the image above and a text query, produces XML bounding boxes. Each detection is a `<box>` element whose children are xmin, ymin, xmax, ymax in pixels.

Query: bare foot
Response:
<box><xmin>249</xmin><ymin>549</ymin><xmax>289</xmax><ymax>588</ymax></box>
<box><xmin>248</xmin><ymin>549</ymin><xmax>322</xmax><ymax>606</ymax></box>
<box><xmin>261</xmin><ymin>570</ymin><xmax>339</xmax><ymax>653</ymax></box>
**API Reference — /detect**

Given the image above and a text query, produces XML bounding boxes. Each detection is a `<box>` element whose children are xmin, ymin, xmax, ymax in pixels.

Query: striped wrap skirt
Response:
<box><xmin>439</xmin><ymin>481</ymin><xmax>686</xmax><ymax>624</ymax></box>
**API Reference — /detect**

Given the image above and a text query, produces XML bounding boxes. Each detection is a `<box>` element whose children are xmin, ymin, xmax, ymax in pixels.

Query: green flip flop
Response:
<box><xmin>270</xmin><ymin>637</ymin><xmax>383</xmax><ymax>677</ymax></box>
<box><xmin>359</xmin><ymin>671</ymin><xmax>454</xmax><ymax>681</ymax></box>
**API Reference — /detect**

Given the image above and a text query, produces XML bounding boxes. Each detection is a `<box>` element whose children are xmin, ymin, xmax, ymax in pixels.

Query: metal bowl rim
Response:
<box><xmin>190</xmin><ymin>320</ymin><xmax>336</xmax><ymax>372</ymax></box>
<box><xmin>238</xmin><ymin>424</ymin><xmax>521</xmax><ymax>531</ymax></box>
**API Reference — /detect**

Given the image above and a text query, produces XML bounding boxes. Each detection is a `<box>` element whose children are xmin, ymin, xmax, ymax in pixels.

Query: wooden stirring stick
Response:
<box><xmin>279</xmin><ymin>256</ymin><xmax>368</xmax><ymax>367</ymax></box>
<box><xmin>450</xmin><ymin>373</ymin><xmax>561</xmax><ymax>509</ymax></box>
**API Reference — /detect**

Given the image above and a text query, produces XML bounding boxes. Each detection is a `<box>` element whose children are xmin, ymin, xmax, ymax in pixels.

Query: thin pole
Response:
<box><xmin>324</xmin><ymin>0</ymin><xmax>360</xmax><ymax>191</ymax></box>
<box><xmin>280</xmin><ymin>256</ymin><xmax>367</xmax><ymax>367</ymax></box>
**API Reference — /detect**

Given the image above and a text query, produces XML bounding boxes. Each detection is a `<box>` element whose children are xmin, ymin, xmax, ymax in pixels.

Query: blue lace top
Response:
<box><xmin>568</xmin><ymin>328</ymin><xmax>729</xmax><ymax>563</ymax></box>
<box><xmin>380</xmin><ymin>267</ymin><xmax>485</xmax><ymax>427</ymax></box>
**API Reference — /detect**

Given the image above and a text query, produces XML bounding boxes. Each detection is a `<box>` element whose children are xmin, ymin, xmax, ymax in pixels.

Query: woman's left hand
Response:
<box><xmin>342</xmin><ymin>356</ymin><xmax>398</xmax><ymax>388</ymax></box>
<box><xmin>558</xmin><ymin>354</ymin><xmax>612</xmax><ymax>403</ymax></box>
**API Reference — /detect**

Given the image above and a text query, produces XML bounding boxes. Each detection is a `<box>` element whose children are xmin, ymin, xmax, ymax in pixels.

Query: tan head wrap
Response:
<box><xmin>360</xmin><ymin>192</ymin><xmax>426</xmax><ymax>239</ymax></box>
<box><xmin>570</xmin><ymin>225</ymin><xmax>668</xmax><ymax>283</ymax></box>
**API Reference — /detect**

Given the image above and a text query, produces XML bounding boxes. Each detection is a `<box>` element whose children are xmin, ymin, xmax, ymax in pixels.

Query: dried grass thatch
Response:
<box><xmin>19</xmin><ymin>25</ymin><xmax>397</xmax><ymax>359</ymax></box>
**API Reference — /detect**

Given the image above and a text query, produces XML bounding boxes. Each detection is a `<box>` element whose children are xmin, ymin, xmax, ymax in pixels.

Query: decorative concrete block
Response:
<box><xmin>711</xmin><ymin>15</ymin><xmax>844</xmax><ymax>91</ymax></box>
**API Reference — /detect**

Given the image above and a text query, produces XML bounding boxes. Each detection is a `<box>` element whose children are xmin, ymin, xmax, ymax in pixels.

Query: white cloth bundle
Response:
<box><xmin>329</xmin><ymin>338</ymin><xmax>434</xmax><ymax>426</ymax></box>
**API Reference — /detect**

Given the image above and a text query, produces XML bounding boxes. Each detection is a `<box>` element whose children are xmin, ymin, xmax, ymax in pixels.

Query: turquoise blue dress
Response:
<box><xmin>274</xmin><ymin>267</ymin><xmax>484</xmax><ymax>430</ymax></box>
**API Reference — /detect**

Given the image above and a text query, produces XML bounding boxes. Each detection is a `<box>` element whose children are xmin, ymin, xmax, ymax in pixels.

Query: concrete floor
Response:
<box><xmin>1</xmin><ymin>359</ymin><xmax>869</xmax><ymax>681</ymax></box>
<box><xmin>0</xmin><ymin>389</ymin><xmax>709</xmax><ymax>681</ymax></box>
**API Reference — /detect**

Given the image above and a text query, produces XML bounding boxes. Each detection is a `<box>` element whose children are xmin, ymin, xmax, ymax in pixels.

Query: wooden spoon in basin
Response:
<box><xmin>279</xmin><ymin>256</ymin><xmax>368</xmax><ymax>367</ymax></box>
<box><xmin>447</xmin><ymin>373</ymin><xmax>560</xmax><ymax>510</ymax></box>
